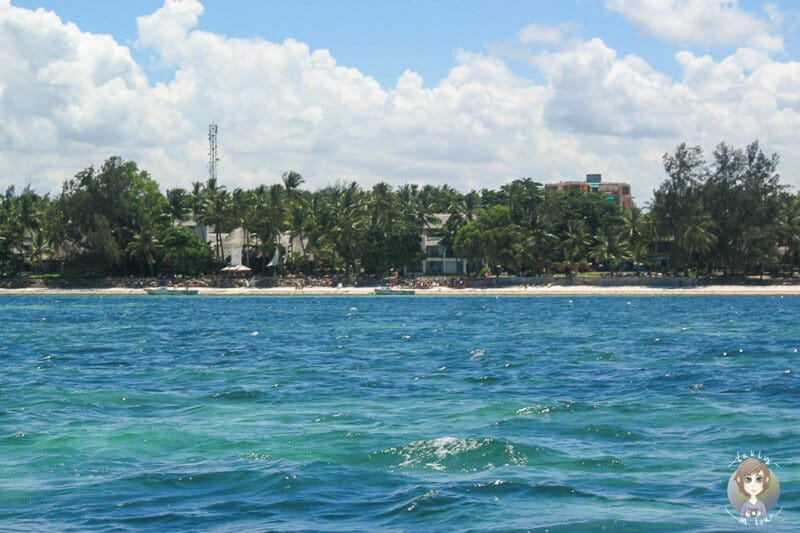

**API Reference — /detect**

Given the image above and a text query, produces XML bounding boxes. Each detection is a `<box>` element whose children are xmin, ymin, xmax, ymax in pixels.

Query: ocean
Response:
<box><xmin>1</xmin><ymin>294</ymin><xmax>797</xmax><ymax>531</ymax></box>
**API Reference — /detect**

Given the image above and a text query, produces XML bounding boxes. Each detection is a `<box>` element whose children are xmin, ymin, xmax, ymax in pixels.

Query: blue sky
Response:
<box><xmin>18</xmin><ymin>0</ymin><xmax>787</xmax><ymax>87</ymax></box>
<box><xmin>11</xmin><ymin>1</ymin><xmax>609</xmax><ymax>85</ymax></box>
<box><xmin>3</xmin><ymin>0</ymin><xmax>800</xmax><ymax>201</ymax></box>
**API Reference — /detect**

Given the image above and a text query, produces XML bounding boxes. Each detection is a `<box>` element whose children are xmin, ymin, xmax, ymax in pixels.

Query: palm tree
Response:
<box><xmin>281</xmin><ymin>171</ymin><xmax>309</xmax><ymax>261</ymax></box>
<box><xmin>589</xmin><ymin>230</ymin><xmax>632</xmax><ymax>272</ymax></box>
<box><xmin>678</xmin><ymin>213</ymin><xmax>716</xmax><ymax>277</ymax></box>
<box><xmin>27</xmin><ymin>230</ymin><xmax>53</xmax><ymax>274</ymax></box>
<box><xmin>200</xmin><ymin>178</ymin><xmax>230</xmax><ymax>261</ymax></box>
<box><xmin>267</xmin><ymin>183</ymin><xmax>286</xmax><ymax>240</ymax></box>
<box><xmin>126</xmin><ymin>226</ymin><xmax>161</xmax><ymax>276</ymax></box>
<box><xmin>251</xmin><ymin>186</ymin><xmax>275</xmax><ymax>271</ymax></box>
<box><xmin>286</xmin><ymin>200</ymin><xmax>312</xmax><ymax>269</ymax></box>
<box><xmin>398</xmin><ymin>183</ymin><xmax>439</xmax><ymax>232</ymax></box>
<box><xmin>321</xmin><ymin>181</ymin><xmax>366</xmax><ymax>275</ymax></box>
<box><xmin>514</xmin><ymin>227</ymin><xmax>557</xmax><ymax>274</ymax></box>
<box><xmin>165</xmin><ymin>188</ymin><xmax>191</xmax><ymax>225</ymax></box>
<box><xmin>562</xmin><ymin>220</ymin><xmax>591</xmax><ymax>278</ymax></box>
<box><xmin>251</xmin><ymin>184</ymin><xmax>287</xmax><ymax>272</ymax></box>
<box><xmin>438</xmin><ymin>191</ymin><xmax>475</xmax><ymax>255</ymax></box>
<box><xmin>190</xmin><ymin>181</ymin><xmax>204</xmax><ymax>219</ymax></box>
<box><xmin>230</xmin><ymin>188</ymin><xmax>255</xmax><ymax>265</ymax></box>
<box><xmin>501</xmin><ymin>178</ymin><xmax>544</xmax><ymax>230</ymax></box>
<box><xmin>620</xmin><ymin>207</ymin><xmax>643</xmax><ymax>244</ymax></box>
<box><xmin>282</xmin><ymin>170</ymin><xmax>305</xmax><ymax>201</ymax></box>
<box><xmin>368</xmin><ymin>182</ymin><xmax>395</xmax><ymax>231</ymax></box>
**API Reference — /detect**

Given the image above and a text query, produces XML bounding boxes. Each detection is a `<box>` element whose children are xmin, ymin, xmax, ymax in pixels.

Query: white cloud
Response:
<box><xmin>538</xmin><ymin>38</ymin><xmax>681</xmax><ymax>138</ymax></box>
<box><xmin>605</xmin><ymin>0</ymin><xmax>784</xmax><ymax>52</ymax></box>
<box><xmin>518</xmin><ymin>23</ymin><xmax>568</xmax><ymax>47</ymax></box>
<box><xmin>764</xmin><ymin>2</ymin><xmax>784</xmax><ymax>25</ymax></box>
<box><xmin>673</xmin><ymin>49</ymin><xmax>800</xmax><ymax>154</ymax></box>
<box><xmin>0</xmin><ymin>0</ymin><xmax>190</xmax><ymax>156</ymax></box>
<box><xmin>528</xmin><ymin>32</ymin><xmax>799</xmax><ymax>195</ymax></box>
<box><xmin>0</xmin><ymin>0</ymin><xmax>798</xmax><ymax>204</ymax></box>
<box><xmin>136</xmin><ymin>0</ymin><xmax>204</xmax><ymax>64</ymax></box>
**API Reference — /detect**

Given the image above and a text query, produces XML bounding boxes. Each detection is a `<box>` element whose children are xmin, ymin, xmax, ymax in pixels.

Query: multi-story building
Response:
<box><xmin>545</xmin><ymin>173</ymin><xmax>634</xmax><ymax>209</ymax></box>
<box><xmin>407</xmin><ymin>214</ymin><xmax>484</xmax><ymax>276</ymax></box>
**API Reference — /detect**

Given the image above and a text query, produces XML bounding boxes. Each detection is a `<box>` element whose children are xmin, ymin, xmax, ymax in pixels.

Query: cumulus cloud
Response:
<box><xmin>605</xmin><ymin>0</ymin><xmax>784</xmax><ymax>52</ymax></box>
<box><xmin>0</xmin><ymin>1</ymin><xmax>192</xmax><ymax>152</ymax></box>
<box><xmin>136</xmin><ymin>0</ymin><xmax>204</xmax><ymax>64</ymax></box>
<box><xmin>674</xmin><ymin>49</ymin><xmax>800</xmax><ymax>148</ymax></box>
<box><xmin>537</xmin><ymin>38</ymin><xmax>682</xmax><ymax>138</ymax></box>
<box><xmin>531</xmin><ymin>31</ymin><xmax>799</xmax><ymax>186</ymax></box>
<box><xmin>0</xmin><ymin>0</ymin><xmax>798</xmax><ymax>202</ymax></box>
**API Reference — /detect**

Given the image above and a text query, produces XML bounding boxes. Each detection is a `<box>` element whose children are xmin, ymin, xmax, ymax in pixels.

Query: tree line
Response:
<box><xmin>0</xmin><ymin>141</ymin><xmax>797</xmax><ymax>279</ymax></box>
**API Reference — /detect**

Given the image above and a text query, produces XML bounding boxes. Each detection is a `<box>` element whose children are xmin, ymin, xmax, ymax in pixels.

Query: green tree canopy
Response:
<box><xmin>53</xmin><ymin>156</ymin><xmax>167</xmax><ymax>273</ymax></box>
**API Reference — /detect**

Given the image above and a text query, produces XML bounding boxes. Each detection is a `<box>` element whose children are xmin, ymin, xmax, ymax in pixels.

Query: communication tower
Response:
<box><xmin>208</xmin><ymin>123</ymin><xmax>219</xmax><ymax>181</ymax></box>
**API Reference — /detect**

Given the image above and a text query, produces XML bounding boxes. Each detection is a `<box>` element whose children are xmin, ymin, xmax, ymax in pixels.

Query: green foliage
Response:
<box><xmin>0</xmin><ymin>186</ymin><xmax>52</xmax><ymax>273</ymax></box>
<box><xmin>54</xmin><ymin>156</ymin><xmax>168</xmax><ymax>273</ymax></box>
<box><xmin>165</xmin><ymin>188</ymin><xmax>191</xmax><ymax>225</ymax></box>
<box><xmin>650</xmin><ymin>141</ymin><xmax>788</xmax><ymax>276</ymax></box>
<box><xmin>455</xmin><ymin>205</ymin><xmax>521</xmax><ymax>273</ymax></box>
<box><xmin>159</xmin><ymin>226</ymin><xmax>213</xmax><ymax>275</ymax></box>
<box><xmin>589</xmin><ymin>229</ymin><xmax>632</xmax><ymax>271</ymax></box>
<box><xmin>198</xmin><ymin>177</ymin><xmax>231</xmax><ymax>261</ymax></box>
<box><xmin>4</xmin><ymin>141</ymin><xmax>795</xmax><ymax>280</ymax></box>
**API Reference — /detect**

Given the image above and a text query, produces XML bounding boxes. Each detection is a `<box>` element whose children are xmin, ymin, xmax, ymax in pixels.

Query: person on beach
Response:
<box><xmin>734</xmin><ymin>458</ymin><xmax>771</xmax><ymax>518</ymax></box>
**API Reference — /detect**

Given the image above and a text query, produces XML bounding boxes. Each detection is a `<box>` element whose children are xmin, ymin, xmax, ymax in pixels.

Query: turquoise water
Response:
<box><xmin>1</xmin><ymin>295</ymin><xmax>798</xmax><ymax>531</ymax></box>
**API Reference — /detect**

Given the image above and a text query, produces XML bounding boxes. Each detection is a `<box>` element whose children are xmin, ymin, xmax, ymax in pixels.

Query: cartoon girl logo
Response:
<box><xmin>727</xmin><ymin>457</ymin><xmax>780</xmax><ymax>522</ymax></box>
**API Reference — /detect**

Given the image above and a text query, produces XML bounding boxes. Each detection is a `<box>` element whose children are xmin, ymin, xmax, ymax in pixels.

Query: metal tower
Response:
<box><xmin>208</xmin><ymin>123</ymin><xmax>219</xmax><ymax>181</ymax></box>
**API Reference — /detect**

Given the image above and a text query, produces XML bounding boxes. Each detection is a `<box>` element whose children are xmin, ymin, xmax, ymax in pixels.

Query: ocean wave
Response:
<box><xmin>3</xmin><ymin>295</ymin><xmax>798</xmax><ymax>531</ymax></box>
<box><xmin>564</xmin><ymin>424</ymin><xmax>646</xmax><ymax>442</ymax></box>
<box><xmin>208</xmin><ymin>388</ymin><xmax>266</xmax><ymax>401</ymax></box>
<box><xmin>373</xmin><ymin>436</ymin><xmax>534</xmax><ymax>472</ymax></box>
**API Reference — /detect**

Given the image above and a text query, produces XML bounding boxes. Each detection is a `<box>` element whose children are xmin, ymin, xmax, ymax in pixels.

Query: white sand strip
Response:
<box><xmin>1</xmin><ymin>284</ymin><xmax>800</xmax><ymax>296</ymax></box>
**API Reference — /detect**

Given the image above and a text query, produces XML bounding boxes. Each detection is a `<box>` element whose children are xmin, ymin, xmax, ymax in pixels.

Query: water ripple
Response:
<box><xmin>2</xmin><ymin>295</ymin><xmax>799</xmax><ymax>530</ymax></box>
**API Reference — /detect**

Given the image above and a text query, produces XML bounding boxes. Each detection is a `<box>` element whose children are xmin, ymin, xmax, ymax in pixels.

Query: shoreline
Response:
<box><xmin>2</xmin><ymin>284</ymin><xmax>800</xmax><ymax>296</ymax></box>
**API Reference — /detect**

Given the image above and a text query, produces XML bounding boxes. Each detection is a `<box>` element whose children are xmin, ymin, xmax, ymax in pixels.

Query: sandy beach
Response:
<box><xmin>2</xmin><ymin>284</ymin><xmax>800</xmax><ymax>296</ymax></box>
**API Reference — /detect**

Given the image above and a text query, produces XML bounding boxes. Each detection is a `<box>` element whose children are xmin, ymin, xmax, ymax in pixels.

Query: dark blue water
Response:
<box><xmin>1</xmin><ymin>295</ymin><xmax>798</xmax><ymax>531</ymax></box>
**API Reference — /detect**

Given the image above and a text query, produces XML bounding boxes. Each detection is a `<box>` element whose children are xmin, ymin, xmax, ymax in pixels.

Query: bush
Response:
<box><xmin>159</xmin><ymin>226</ymin><xmax>213</xmax><ymax>275</ymax></box>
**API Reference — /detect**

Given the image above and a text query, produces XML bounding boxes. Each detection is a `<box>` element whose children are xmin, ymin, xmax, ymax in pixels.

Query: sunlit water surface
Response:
<box><xmin>1</xmin><ymin>295</ymin><xmax>798</xmax><ymax>531</ymax></box>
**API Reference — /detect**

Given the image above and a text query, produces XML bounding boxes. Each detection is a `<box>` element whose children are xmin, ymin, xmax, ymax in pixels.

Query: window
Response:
<box><xmin>426</xmin><ymin>261</ymin><xmax>444</xmax><ymax>274</ymax></box>
<box><xmin>426</xmin><ymin>245</ymin><xmax>444</xmax><ymax>258</ymax></box>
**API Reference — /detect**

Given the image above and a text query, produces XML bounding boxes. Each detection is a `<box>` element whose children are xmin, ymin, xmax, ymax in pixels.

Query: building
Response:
<box><xmin>545</xmin><ymin>174</ymin><xmax>633</xmax><ymax>209</ymax></box>
<box><xmin>407</xmin><ymin>214</ymin><xmax>484</xmax><ymax>276</ymax></box>
<box><xmin>205</xmin><ymin>228</ymin><xmax>303</xmax><ymax>268</ymax></box>
<box><xmin>206</xmin><ymin>227</ymin><xmax>249</xmax><ymax>265</ymax></box>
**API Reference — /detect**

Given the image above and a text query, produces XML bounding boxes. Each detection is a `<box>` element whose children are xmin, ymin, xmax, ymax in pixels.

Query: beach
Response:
<box><xmin>3</xmin><ymin>283</ymin><xmax>800</xmax><ymax>296</ymax></box>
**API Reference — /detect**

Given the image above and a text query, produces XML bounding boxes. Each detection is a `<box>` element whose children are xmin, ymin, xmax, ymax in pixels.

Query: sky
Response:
<box><xmin>2</xmin><ymin>0</ymin><xmax>799</xmax><ymax>206</ymax></box>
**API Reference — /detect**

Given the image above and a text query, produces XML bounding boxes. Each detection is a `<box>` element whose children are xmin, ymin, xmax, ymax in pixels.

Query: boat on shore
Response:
<box><xmin>144</xmin><ymin>287</ymin><xmax>199</xmax><ymax>296</ymax></box>
<box><xmin>373</xmin><ymin>286</ymin><xmax>415</xmax><ymax>295</ymax></box>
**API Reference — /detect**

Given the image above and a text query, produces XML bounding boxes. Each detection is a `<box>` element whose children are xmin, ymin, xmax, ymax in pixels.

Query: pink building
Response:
<box><xmin>545</xmin><ymin>174</ymin><xmax>633</xmax><ymax>209</ymax></box>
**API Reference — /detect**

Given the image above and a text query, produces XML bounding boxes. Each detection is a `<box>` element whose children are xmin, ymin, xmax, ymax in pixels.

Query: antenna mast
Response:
<box><xmin>208</xmin><ymin>123</ymin><xmax>218</xmax><ymax>181</ymax></box>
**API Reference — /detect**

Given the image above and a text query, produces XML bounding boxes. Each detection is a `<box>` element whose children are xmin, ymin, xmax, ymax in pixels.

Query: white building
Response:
<box><xmin>408</xmin><ymin>214</ymin><xmax>482</xmax><ymax>276</ymax></box>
